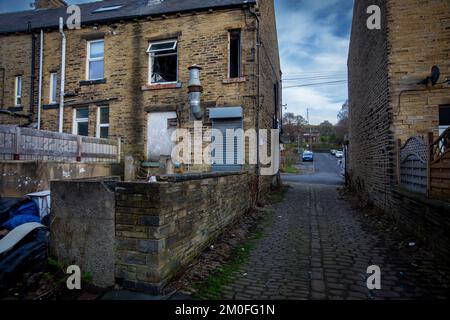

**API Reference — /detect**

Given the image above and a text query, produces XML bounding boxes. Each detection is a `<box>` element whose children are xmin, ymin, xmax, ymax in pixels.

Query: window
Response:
<box><xmin>273</xmin><ymin>82</ymin><xmax>280</xmax><ymax>129</ymax></box>
<box><xmin>73</xmin><ymin>108</ymin><xmax>89</xmax><ymax>136</ymax></box>
<box><xmin>229</xmin><ymin>30</ymin><xmax>241</xmax><ymax>78</ymax></box>
<box><xmin>147</xmin><ymin>39</ymin><xmax>178</xmax><ymax>84</ymax></box>
<box><xmin>439</xmin><ymin>105</ymin><xmax>450</xmax><ymax>136</ymax></box>
<box><xmin>14</xmin><ymin>76</ymin><xmax>22</xmax><ymax>106</ymax></box>
<box><xmin>49</xmin><ymin>72</ymin><xmax>58</xmax><ymax>104</ymax></box>
<box><xmin>87</xmin><ymin>40</ymin><xmax>104</xmax><ymax>80</ymax></box>
<box><xmin>92</xmin><ymin>5</ymin><xmax>122</xmax><ymax>13</ymax></box>
<box><xmin>96</xmin><ymin>106</ymin><xmax>109</xmax><ymax>139</ymax></box>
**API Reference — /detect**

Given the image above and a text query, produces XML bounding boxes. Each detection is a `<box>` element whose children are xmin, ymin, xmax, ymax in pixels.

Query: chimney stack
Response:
<box><xmin>35</xmin><ymin>0</ymin><xmax>67</xmax><ymax>9</ymax></box>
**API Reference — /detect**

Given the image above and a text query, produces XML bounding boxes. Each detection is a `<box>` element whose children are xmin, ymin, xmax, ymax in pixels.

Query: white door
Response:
<box><xmin>147</xmin><ymin>112</ymin><xmax>177</xmax><ymax>161</ymax></box>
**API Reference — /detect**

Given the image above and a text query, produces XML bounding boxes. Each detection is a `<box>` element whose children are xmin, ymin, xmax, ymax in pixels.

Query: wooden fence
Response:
<box><xmin>397</xmin><ymin>136</ymin><xmax>428</xmax><ymax>194</ymax></box>
<box><xmin>0</xmin><ymin>125</ymin><xmax>120</xmax><ymax>163</ymax></box>
<box><xmin>429</xmin><ymin>128</ymin><xmax>450</xmax><ymax>200</ymax></box>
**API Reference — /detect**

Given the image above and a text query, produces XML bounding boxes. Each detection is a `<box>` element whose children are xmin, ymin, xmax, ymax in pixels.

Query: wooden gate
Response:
<box><xmin>397</xmin><ymin>136</ymin><xmax>428</xmax><ymax>194</ymax></box>
<box><xmin>429</xmin><ymin>127</ymin><xmax>450</xmax><ymax>200</ymax></box>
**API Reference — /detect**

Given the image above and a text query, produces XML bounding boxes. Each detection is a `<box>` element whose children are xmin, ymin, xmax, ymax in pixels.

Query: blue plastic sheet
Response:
<box><xmin>1</xmin><ymin>200</ymin><xmax>40</xmax><ymax>230</ymax></box>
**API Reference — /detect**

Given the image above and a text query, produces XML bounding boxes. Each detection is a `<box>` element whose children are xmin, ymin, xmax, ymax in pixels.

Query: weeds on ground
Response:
<box><xmin>192</xmin><ymin>211</ymin><xmax>274</xmax><ymax>300</ymax></box>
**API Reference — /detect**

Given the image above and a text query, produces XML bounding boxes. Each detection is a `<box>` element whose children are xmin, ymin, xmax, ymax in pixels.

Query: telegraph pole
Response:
<box><xmin>307</xmin><ymin>108</ymin><xmax>312</xmax><ymax>150</ymax></box>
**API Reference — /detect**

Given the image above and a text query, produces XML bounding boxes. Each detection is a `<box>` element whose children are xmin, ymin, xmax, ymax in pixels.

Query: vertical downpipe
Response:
<box><xmin>252</xmin><ymin>9</ymin><xmax>261</xmax><ymax>203</ymax></box>
<box><xmin>37</xmin><ymin>30</ymin><xmax>44</xmax><ymax>130</ymax></box>
<box><xmin>29</xmin><ymin>22</ymin><xmax>36</xmax><ymax>124</ymax></box>
<box><xmin>58</xmin><ymin>17</ymin><xmax>66</xmax><ymax>133</ymax></box>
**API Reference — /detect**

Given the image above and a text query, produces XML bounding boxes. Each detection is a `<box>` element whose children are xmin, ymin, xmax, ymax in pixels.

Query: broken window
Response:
<box><xmin>97</xmin><ymin>106</ymin><xmax>109</xmax><ymax>139</ymax></box>
<box><xmin>147</xmin><ymin>39</ymin><xmax>178</xmax><ymax>84</ymax></box>
<box><xmin>87</xmin><ymin>39</ymin><xmax>104</xmax><ymax>80</ymax></box>
<box><xmin>73</xmin><ymin>107</ymin><xmax>89</xmax><ymax>136</ymax></box>
<box><xmin>229</xmin><ymin>30</ymin><xmax>241</xmax><ymax>78</ymax></box>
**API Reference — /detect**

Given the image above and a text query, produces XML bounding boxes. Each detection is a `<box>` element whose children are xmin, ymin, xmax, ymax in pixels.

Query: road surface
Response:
<box><xmin>219</xmin><ymin>153</ymin><xmax>450</xmax><ymax>299</ymax></box>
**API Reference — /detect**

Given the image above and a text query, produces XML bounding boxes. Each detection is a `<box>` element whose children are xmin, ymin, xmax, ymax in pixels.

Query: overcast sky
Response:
<box><xmin>0</xmin><ymin>0</ymin><xmax>353</xmax><ymax>125</ymax></box>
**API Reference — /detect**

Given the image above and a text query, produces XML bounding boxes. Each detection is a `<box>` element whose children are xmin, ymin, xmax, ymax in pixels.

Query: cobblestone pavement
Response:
<box><xmin>221</xmin><ymin>182</ymin><xmax>450</xmax><ymax>300</ymax></box>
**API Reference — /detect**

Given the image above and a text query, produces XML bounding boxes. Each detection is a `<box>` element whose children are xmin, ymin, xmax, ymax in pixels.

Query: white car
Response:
<box><xmin>335</xmin><ymin>151</ymin><xmax>344</xmax><ymax>158</ymax></box>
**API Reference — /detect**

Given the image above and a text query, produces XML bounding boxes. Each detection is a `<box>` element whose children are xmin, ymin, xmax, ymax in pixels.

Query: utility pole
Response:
<box><xmin>307</xmin><ymin>108</ymin><xmax>312</xmax><ymax>150</ymax></box>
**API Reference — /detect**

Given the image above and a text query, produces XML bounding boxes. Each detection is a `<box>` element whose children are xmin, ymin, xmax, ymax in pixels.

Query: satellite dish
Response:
<box><xmin>430</xmin><ymin>66</ymin><xmax>440</xmax><ymax>85</ymax></box>
<box><xmin>419</xmin><ymin>65</ymin><xmax>440</xmax><ymax>86</ymax></box>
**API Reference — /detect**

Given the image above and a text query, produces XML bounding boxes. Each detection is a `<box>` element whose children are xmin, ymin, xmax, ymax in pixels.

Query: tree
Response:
<box><xmin>335</xmin><ymin>100</ymin><xmax>349</xmax><ymax>145</ymax></box>
<box><xmin>282</xmin><ymin>113</ymin><xmax>308</xmax><ymax>143</ymax></box>
<box><xmin>318</xmin><ymin>120</ymin><xmax>334</xmax><ymax>136</ymax></box>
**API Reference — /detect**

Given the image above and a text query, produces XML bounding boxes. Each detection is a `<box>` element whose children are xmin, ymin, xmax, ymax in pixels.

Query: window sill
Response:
<box><xmin>8</xmin><ymin>106</ymin><xmax>23</xmax><ymax>112</ymax></box>
<box><xmin>222</xmin><ymin>77</ymin><xmax>246</xmax><ymax>84</ymax></box>
<box><xmin>43</xmin><ymin>104</ymin><xmax>59</xmax><ymax>110</ymax></box>
<box><xmin>141</xmin><ymin>82</ymin><xmax>182</xmax><ymax>91</ymax></box>
<box><xmin>79</xmin><ymin>78</ymin><xmax>107</xmax><ymax>86</ymax></box>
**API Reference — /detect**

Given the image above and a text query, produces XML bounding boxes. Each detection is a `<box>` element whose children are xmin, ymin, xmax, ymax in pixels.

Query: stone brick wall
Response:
<box><xmin>348</xmin><ymin>0</ymin><xmax>450</xmax><ymax>260</ymax></box>
<box><xmin>388</xmin><ymin>0</ymin><xmax>450</xmax><ymax>142</ymax></box>
<box><xmin>348</xmin><ymin>0</ymin><xmax>450</xmax><ymax>205</ymax></box>
<box><xmin>0</xmin><ymin>33</ymin><xmax>37</xmax><ymax>117</ymax></box>
<box><xmin>115</xmin><ymin>172</ymin><xmax>252</xmax><ymax>292</ymax></box>
<box><xmin>0</xmin><ymin>1</ymin><xmax>281</xmax><ymax>168</ymax></box>
<box><xmin>348</xmin><ymin>0</ymin><xmax>393</xmax><ymax>208</ymax></box>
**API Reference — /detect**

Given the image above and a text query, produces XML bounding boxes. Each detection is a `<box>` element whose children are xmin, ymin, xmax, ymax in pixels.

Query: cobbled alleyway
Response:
<box><xmin>220</xmin><ymin>154</ymin><xmax>450</xmax><ymax>300</ymax></box>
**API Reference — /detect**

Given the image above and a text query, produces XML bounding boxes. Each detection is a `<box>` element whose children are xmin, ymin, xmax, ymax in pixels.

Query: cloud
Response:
<box><xmin>275</xmin><ymin>0</ymin><xmax>353</xmax><ymax>125</ymax></box>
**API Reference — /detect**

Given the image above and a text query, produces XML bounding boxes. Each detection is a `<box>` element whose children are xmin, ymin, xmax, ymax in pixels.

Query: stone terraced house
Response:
<box><xmin>0</xmin><ymin>0</ymin><xmax>281</xmax><ymax>182</ymax></box>
<box><xmin>348</xmin><ymin>0</ymin><xmax>450</xmax><ymax>258</ymax></box>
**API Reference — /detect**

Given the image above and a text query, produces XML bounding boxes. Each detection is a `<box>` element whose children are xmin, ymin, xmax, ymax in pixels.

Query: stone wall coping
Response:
<box><xmin>157</xmin><ymin>171</ymin><xmax>245</xmax><ymax>182</ymax></box>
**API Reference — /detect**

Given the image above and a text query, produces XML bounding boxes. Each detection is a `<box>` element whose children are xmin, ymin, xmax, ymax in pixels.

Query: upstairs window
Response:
<box><xmin>147</xmin><ymin>39</ymin><xmax>178</xmax><ymax>84</ymax></box>
<box><xmin>97</xmin><ymin>106</ymin><xmax>110</xmax><ymax>139</ymax></box>
<box><xmin>73</xmin><ymin>107</ymin><xmax>89</xmax><ymax>136</ymax></box>
<box><xmin>229</xmin><ymin>30</ymin><xmax>241</xmax><ymax>78</ymax></box>
<box><xmin>49</xmin><ymin>72</ymin><xmax>58</xmax><ymax>104</ymax></box>
<box><xmin>87</xmin><ymin>40</ymin><xmax>104</xmax><ymax>80</ymax></box>
<box><xmin>92</xmin><ymin>5</ymin><xmax>123</xmax><ymax>13</ymax></box>
<box><xmin>14</xmin><ymin>76</ymin><xmax>23</xmax><ymax>106</ymax></box>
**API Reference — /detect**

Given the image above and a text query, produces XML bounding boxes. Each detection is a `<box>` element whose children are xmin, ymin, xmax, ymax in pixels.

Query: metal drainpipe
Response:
<box><xmin>251</xmin><ymin>9</ymin><xmax>261</xmax><ymax>201</ymax></box>
<box><xmin>37</xmin><ymin>30</ymin><xmax>44</xmax><ymax>130</ymax></box>
<box><xmin>29</xmin><ymin>23</ymin><xmax>36</xmax><ymax>125</ymax></box>
<box><xmin>187</xmin><ymin>65</ymin><xmax>203</xmax><ymax>120</ymax></box>
<box><xmin>58</xmin><ymin>17</ymin><xmax>66</xmax><ymax>133</ymax></box>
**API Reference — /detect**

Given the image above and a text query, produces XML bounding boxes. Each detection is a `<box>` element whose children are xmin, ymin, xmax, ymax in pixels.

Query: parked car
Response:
<box><xmin>330</xmin><ymin>149</ymin><xmax>337</xmax><ymax>155</ymax></box>
<box><xmin>335</xmin><ymin>151</ymin><xmax>344</xmax><ymax>158</ymax></box>
<box><xmin>302</xmin><ymin>150</ymin><xmax>314</xmax><ymax>162</ymax></box>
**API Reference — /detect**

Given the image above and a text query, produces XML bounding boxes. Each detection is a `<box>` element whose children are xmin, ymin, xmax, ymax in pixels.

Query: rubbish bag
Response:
<box><xmin>2</xmin><ymin>215</ymin><xmax>41</xmax><ymax>230</ymax></box>
<box><xmin>0</xmin><ymin>227</ymin><xmax>49</xmax><ymax>290</ymax></box>
<box><xmin>0</xmin><ymin>198</ymin><xmax>23</xmax><ymax>225</ymax></box>
<box><xmin>1</xmin><ymin>200</ymin><xmax>40</xmax><ymax>230</ymax></box>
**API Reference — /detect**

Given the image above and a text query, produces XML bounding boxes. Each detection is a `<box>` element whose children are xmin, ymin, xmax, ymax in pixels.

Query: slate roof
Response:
<box><xmin>0</xmin><ymin>0</ymin><xmax>256</xmax><ymax>34</ymax></box>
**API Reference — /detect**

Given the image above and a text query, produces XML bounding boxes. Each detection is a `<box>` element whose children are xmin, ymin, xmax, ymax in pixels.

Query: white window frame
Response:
<box><xmin>147</xmin><ymin>39</ymin><xmax>178</xmax><ymax>85</ymax></box>
<box><xmin>72</xmin><ymin>108</ymin><xmax>89</xmax><ymax>136</ymax></box>
<box><xmin>14</xmin><ymin>75</ymin><xmax>23</xmax><ymax>106</ymax></box>
<box><xmin>92</xmin><ymin>5</ymin><xmax>123</xmax><ymax>13</ymax></box>
<box><xmin>49</xmin><ymin>72</ymin><xmax>58</xmax><ymax>104</ymax></box>
<box><xmin>86</xmin><ymin>39</ymin><xmax>105</xmax><ymax>81</ymax></box>
<box><xmin>228</xmin><ymin>30</ymin><xmax>241</xmax><ymax>79</ymax></box>
<box><xmin>96</xmin><ymin>106</ymin><xmax>110</xmax><ymax>139</ymax></box>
